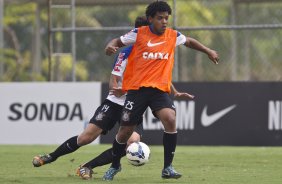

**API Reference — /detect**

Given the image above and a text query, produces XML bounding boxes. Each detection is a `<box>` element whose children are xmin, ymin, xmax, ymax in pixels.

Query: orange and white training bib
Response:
<box><xmin>122</xmin><ymin>26</ymin><xmax>177</xmax><ymax>93</ymax></box>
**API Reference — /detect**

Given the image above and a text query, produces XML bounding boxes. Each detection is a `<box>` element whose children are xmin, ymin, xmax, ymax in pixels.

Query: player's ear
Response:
<box><xmin>147</xmin><ymin>16</ymin><xmax>153</xmax><ymax>23</ymax></box>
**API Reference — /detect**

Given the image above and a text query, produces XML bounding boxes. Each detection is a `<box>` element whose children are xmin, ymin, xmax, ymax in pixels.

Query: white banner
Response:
<box><xmin>0</xmin><ymin>82</ymin><xmax>101</xmax><ymax>144</ymax></box>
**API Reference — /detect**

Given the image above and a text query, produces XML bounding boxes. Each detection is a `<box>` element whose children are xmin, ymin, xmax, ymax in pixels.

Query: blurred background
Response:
<box><xmin>0</xmin><ymin>0</ymin><xmax>281</xmax><ymax>82</ymax></box>
<box><xmin>2</xmin><ymin>5</ymin><xmax>282</xmax><ymax>183</ymax></box>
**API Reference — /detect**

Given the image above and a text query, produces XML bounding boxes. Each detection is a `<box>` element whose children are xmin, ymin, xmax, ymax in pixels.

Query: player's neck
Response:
<box><xmin>149</xmin><ymin>24</ymin><xmax>163</xmax><ymax>36</ymax></box>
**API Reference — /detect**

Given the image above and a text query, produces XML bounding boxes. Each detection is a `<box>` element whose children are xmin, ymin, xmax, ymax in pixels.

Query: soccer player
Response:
<box><xmin>102</xmin><ymin>1</ymin><xmax>219</xmax><ymax>181</ymax></box>
<box><xmin>32</xmin><ymin>16</ymin><xmax>193</xmax><ymax>180</ymax></box>
<box><xmin>31</xmin><ymin>16</ymin><xmax>149</xmax><ymax>180</ymax></box>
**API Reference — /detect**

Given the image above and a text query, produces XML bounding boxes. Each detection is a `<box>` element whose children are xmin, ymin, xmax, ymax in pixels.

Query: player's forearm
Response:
<box><xmin>107</xmin><ymin>38</ymin><xmax>124</xmax><ymax>48</ymax></box>
<box><xmin>170</xmin><ymin>83</ymin><xmax>178</xmax><ymax>95</ymax></box>
<box><xmin>105</xmin><ymin>38</ymin><xmax>125</xmax><ymax>55</ymax></box>
<box><xmin>185</xmin><ymin>37</ymin><xmax>211</xmax><ymax>55</ymax></box>
<box><xmin>109</xmin><ymin>75</ymin><xmax>119</xmax><ymax>89</ymax></box>
<box><xmin>109</xmin><ymin>74</ymin><xmax>126</xmax><ymax>97</ymax></box>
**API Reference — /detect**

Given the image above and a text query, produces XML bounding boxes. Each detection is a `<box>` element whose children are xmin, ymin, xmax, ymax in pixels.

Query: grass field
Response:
<box><xmin>1</xmin><ymin>145</ymin><xmax>282</xmax><ymax>184</ymax></box>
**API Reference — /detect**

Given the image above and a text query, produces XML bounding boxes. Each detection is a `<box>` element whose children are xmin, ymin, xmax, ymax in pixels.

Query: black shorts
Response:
<box><xmin>121</xmin><ymin>87</ymin><xmax>175</xmax><ymax>126</ymax></box>
<box><xmin>89</xmin><ymin>99</ymin><xmax>143</xmax><ymax>135</ymax></box>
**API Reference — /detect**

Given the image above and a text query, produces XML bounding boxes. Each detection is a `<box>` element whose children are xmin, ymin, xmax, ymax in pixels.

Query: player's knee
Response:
<box><xmin>156</xmin><ymin>108</ymin><xmax>176</xmax><ymax>123</ymax></box>
<box><xmin>117</xmin><ymin>126</ymin><xmax>134</xmax><ymax>143</ymax></box>
<box><xmin>162</xmin><ymin>114</ymin><xmax>176</xmax><ymax>132</ymax></box>
<box><xmin>118</xmin><ymin>131</ymin><xmax>132</xmax><ymax>142</ymax></box>
<box><xmin>163</xmin><ymin>113</ymin><xmax>176</xmax><ymax>125</ymax></box>
<box><xmin>127</xmin><ymin>132</ymin><xmax>140</xmax><ymax>145</ymax></box>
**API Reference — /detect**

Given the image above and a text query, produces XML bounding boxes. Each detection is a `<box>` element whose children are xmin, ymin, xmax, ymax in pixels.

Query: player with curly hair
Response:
<box><xmin>103</xmin><ymin>1</ymin><xmax>219</xmax><ymax>181</ymax></box>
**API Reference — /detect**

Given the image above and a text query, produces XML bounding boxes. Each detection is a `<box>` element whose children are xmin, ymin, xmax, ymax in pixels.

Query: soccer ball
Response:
<box><xmin>126</xmin><ymin>142</ymin><xmax>150</xmax><ymax>166</ymax></box>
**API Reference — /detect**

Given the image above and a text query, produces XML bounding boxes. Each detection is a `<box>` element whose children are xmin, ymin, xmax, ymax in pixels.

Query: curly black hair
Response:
<box><xmin>145</xmin><ymin>1</ymin><xmax>172</xmax><ymax>18</ymax></box>
<box><xmin>135</xmin><ymin>16</ymin><xmax>149</xmax><ymax>28</ymax></box>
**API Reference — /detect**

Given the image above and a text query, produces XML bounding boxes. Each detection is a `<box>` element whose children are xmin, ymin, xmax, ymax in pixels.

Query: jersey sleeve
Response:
<box><xmin>111</xmin><ymin>46</ymin><xmax>132</xmax><ymax>76</ymax></box>
<box><xmin>120</xmin><ymin>28</ymin><xmax>138</xmax><ymax>46</ymax></box>
<box><xmin>176</xmin><ymin>31</ymin><xmax>187</xmax><ymax>46</ymax></box>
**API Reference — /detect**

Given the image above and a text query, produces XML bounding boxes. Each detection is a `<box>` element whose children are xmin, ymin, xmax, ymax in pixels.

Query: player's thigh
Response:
<box><xmin>133</xmin><ymin>116</ymin><xmax>143</xmax><ymax>137</ymax></box>
<box><xmin>149</xmin><ymin>90</ymin><xmax>176</xmax><ymax>131</ymax></box>
<box><xmin>125</xmin><ymin>116</ymin><xmax>143</xmax><ymax>145</ymax></box>
<box><xmin>89</xmin><ymin>99</ymin><xmax>123</xmax><ymax>134</ymax></box>
<box><xmin>154</xmin><ymin>108</ymin><xmax>176</xmax><ymax>132</ymax></box>
<box><xmin>78</xmin><ymin>123</ymin><xmax>102</xmax><ymax>145</ymax></box>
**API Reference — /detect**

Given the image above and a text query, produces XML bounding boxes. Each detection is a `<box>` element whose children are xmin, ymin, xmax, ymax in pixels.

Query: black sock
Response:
<box><xmin>111</xmin><ymin>138</ymin><xmax>126</xmax><ymax>169</ymax></box>
<box><xmin>83</xmin><ymin>148</ymin><xmax>126</xmax><ymax>169</ymax></box>
<box><xmin>163</xmin><ymin>132</ymin><xmax>177</xmax><ymax>169</ymax></box>
<box><xmin>49</xmin><ymin>136</ymin><xmax>80</xmax><ymax>161</ymax></box>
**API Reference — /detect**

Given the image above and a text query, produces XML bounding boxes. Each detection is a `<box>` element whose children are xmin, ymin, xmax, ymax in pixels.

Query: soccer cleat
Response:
<box><xmin>76</xmin><ymin>166</ymin><xmax>93</xmax><ymax>180</ymax></box>
<box><xmin>161</xmin><ymin>165</ymin><xmax>182</xmax><ymax>179</ymax></box>
<box><xmin>102</xmin><ymin>166</ymin><xmax>121</xmax><ymax>181</ymax></box>
<box><xmin>32</xmin><ymin>154</ymin><xmax>53</xmax><ymax>167</ymax></box>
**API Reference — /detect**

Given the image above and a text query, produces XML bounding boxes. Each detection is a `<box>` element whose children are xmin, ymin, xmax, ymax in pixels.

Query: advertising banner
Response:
<box><xmin>100</xmin><ymin>82</ymin><xmax>282</xmax><ymax>146</ymax></box>
<box><xmin>0</xmin><ymin>82</ymin><xmax>101</xmax><ymax>144</ymax></box>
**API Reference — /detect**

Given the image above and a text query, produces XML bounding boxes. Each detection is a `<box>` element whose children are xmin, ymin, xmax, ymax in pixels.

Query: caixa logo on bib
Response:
<box><xmin>8</xmin><ymin>102</ymin><xmax>83</xmax><ymax>121</ymax></box>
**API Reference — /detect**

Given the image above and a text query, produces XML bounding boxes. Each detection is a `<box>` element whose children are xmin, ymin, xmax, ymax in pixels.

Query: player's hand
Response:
<box><xmin>207</xmin><ymin>49</ymin><xmax>219</xmax><ymax>64</ymax></box>
<box><xmin>109</xmin><ymin>87</ymin><xmax>125</xmax><ymax>97</ymax></box>
<box><xmin>105</xmin><ymin>46</ymin><xmax>119</xmax><ymax>56</ymax></box>
<box><xmin>174</xmin><ymin>92</ymin><xmax>195</xmax><ymax>100</ymax></box>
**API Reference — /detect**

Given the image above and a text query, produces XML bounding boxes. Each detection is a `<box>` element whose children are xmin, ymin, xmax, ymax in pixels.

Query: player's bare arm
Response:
<box><xmin>109</xmin><ymin>74</ymin><xmax>120</xmax><ymax>90</ymax></box>
<box><xmin>105</xmin><ymin>38</ymin><xmax>125</xmax><ymax>56</ymax></box>
<box><xmin>109</xmin><ymin>74</ymin><xmax>125</xmax><ymax>97</ymax></box>
<box><xmin>109</xmin><ymin>87</ymin><xmax>125</xmax><ymax>97</ymax></box>
<box><xmin>171</xmin><ymin>83</ymin><xmax>194</xmax><ymax>100</ymax></box>
<box><xmin>184</xmin><ymin>37</ymin><xmax>219</xmax><ymax>64</ymax></box>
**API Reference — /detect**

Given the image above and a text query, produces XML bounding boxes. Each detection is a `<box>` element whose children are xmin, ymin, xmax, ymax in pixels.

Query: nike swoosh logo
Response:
<box><xmin>201</xmin><ymin>105</ymin><xmax>236</xmax><ymax>127</ymax></box>
<box><xmin>147</xmin><ymin>40</ymin><xmax>166</xmax><ymax>47</ymax></box>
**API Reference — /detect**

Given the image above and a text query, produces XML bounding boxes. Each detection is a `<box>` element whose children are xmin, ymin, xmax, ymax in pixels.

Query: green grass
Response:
<box><xmin>0</xmin><ymin>145</ymin><xmax>282</xmax><ymax>184</ymax></box>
